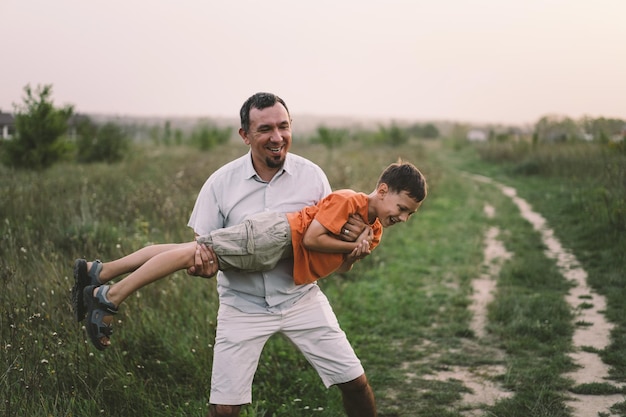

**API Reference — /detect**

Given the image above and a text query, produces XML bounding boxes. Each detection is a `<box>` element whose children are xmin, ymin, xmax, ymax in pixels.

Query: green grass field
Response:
<box><xmin>1</xmin><ymin>137</ymin><xmax>624</xmax><ymax>416</ymax></box>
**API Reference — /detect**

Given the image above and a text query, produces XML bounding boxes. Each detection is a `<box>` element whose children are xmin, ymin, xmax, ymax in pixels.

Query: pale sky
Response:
<box><xmin>1</xmin><ymin>0</ymin><xmax>625</xmax><ymax>125</ymax></box>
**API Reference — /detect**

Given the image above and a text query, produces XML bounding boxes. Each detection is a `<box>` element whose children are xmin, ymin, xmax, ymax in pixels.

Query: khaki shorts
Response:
<box><xmin>209</xmin><ymin>286</ymin><xmax>365</xmax><ymax>405</ymax></box>
<box><xmin>197</xmin><ymin>212</ymin><xmax>292</xmax><ymax>272</ymax></box>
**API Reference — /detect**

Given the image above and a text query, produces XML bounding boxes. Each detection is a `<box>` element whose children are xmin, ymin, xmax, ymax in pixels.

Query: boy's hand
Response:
<box><xmin>187</xmin><ymin>244</ymin><xmax>219</xmax><ymax>278</ymax></box>
<box><xmin>338</xmin><ymin>214</ymin><xmax>368</xmax><ymax>242</ymax></box>
<box><xmin>356</xmin><ymin>225</ymin><xmax>374</xmax><ymax>245</ymax></box>
<box><xmin>352</xmin><ymin>239</ymin><xmax>372</xmax><ymax>260</ymax></box>
<box><xmin>344</xmin><ymin>239</ymin><xmax>371</xmax><ymax>265</ymax></box>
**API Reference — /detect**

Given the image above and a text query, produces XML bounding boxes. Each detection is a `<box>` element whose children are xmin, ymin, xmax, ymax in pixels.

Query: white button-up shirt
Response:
<box><xmin>188</xmin><ymin>151</ymin><xmax>332</xmax><ymax>313</ymax></box>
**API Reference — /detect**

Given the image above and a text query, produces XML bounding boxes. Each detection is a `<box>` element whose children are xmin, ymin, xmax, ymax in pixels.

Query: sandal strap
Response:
<box><xmin>94</xmin><ymin>285</ymin><xmax>118</xmax><ymax>314</ymax></box>
<box><xmin>99</xmin><ymin>324</ymin><xmax>113</xmax><ymax>337</ymax></box>
<box><xmin>88</xmin><ymin>260</ymin><xmax>103</xmax><ymax>285</ymax></box>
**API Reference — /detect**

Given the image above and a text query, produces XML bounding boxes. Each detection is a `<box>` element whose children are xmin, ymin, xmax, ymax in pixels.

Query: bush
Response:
<box><xmin>76</xmin><ymin>118</ymin><xmax>130</xmax><ymax>163</ymax></box>
<box><xmin>188</xmin><ymin>123</ymin><xmax>231</xmax><ymax>150</ymax></box>
<box><xmin>1</xmin><ymin>84</ymin><xmax>73</xmax><ymax>170</ymax></box>
<box><xmin>310</xmin><ymin>126</ymin><xmax>346</xmax><ymax>150</ymax></box>
<box><xmin>376</xmin><ymin>123</ymin><xmax>409</xmax><ymax>146</ymax></box>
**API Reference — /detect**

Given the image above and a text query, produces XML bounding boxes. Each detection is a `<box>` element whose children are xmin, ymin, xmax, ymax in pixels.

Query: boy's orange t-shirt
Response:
<box><xmin>286</xmin><ymin>189</ymin><xmax>383</xmax><ymax>285</ymax></box>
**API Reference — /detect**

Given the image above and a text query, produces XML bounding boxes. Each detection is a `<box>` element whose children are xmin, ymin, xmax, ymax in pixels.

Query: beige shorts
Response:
<box><xmin>197</xmin><ymin>211</ymin><xmax>292</xmax><ymax>272</ymax></box>
<box><xmin>209</xmin><ymin>286</ymin><xmax>365</xmax><ymax>405</ymax></box>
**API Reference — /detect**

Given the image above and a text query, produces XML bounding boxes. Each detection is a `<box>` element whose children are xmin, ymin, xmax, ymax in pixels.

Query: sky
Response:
<box><xmin>1</xmin><ymin>0</ymin><xmax>625</xmax><ymax>126</ymax></box>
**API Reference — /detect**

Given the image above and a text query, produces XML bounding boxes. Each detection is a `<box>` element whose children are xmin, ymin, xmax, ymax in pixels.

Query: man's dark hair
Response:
<box><xmin>240</xmin><ymin>92</ymin><xmax>290</xmax><ymax>133</ymax></box>
<box><xmin>378</xmin><ymin>160</ymin><xmax>428</xmax><ymax>203</ymax></box>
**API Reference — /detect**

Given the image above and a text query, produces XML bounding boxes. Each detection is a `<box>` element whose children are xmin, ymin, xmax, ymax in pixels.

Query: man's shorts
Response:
<box><xmin>209</xmin><ymin>286</ymin><xmax>365</xmax><ymax>405</ymax></box>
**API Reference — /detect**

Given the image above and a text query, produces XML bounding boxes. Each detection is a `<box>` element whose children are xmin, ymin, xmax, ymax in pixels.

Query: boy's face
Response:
<box><xmin>375</xmin><ymin>185</ymin><xmax>421</xmax><ymax>228</ymax></box>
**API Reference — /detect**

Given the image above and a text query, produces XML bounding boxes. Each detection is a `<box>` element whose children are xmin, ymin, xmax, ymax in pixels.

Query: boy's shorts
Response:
<box><xmin>209</xmin><ymin>286</ymin><xmax>365</xmax><ymax>405</ymax></box>
<box><xmin>197</xmin><ymin>211</ymin><xmax>292</xmax><ymax>272</ymax></box>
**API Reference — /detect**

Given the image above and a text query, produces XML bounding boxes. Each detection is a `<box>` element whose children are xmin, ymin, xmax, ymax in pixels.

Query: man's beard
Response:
<box><xmin>265</xmin><ymin>155</ymin><xmax>285</xmax><ymax>169</ymax></box>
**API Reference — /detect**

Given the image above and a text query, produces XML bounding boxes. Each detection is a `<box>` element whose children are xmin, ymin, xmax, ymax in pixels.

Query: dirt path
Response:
<box><xmin>465</xmin><ymin>174</ymin><xmax>623</xmax><ymax>416</ymax></box>
<box><xmin>420</xmin><ymin>201</ymin><xmax>515</xmax><ymax>416</ymax></box>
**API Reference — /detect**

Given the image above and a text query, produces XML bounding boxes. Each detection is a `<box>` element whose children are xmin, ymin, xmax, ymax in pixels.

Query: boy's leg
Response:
<box><xmin>104</xmin><ymin>241</ymin><xmax>197</xmax><ymax>307</ymax></box>
<box><xmin>92</xmin><ymin>243</ymin><xmax>189</xmax><ymax>284</ymax></box>
<box><xmin>74</xmin><ymin>243</ymin><xmax>188</xmax><ymax>323</ymax></box>
<box><xmin>84</xmin><ymin>241</ymin><xmax>198</xmax><ymax>348</ymax></box>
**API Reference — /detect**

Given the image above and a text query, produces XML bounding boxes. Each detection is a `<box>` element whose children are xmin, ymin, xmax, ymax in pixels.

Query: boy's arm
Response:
<box><xmin>336</xmin><ymin>239</ymin><xmax>372</xmax><ymax>272</ymax></box>
<box><xmin>303</xmin><ymin>219</ymin><xmax>372</xmax><ymax>253</ymax></box>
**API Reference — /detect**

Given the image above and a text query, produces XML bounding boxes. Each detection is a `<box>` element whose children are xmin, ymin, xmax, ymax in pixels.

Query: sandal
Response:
<box><xmin>72</xmin><ymin>259</ymin><xmax>102</xmax><ymax>322</ymax></box>
<box><xmin>83</xmin><ymin>285</ymin><xmax>118</xmax><ymax>350</ymax></box>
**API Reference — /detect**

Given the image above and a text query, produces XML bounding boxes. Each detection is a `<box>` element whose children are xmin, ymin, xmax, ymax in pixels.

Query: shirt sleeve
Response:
<box><xmin>187</xmin><ymin>176</ymin><xmax>224</xmax><ymax>236</ymax></box>
<box><xmin>313</xmin><ymin>192</ymin><xmax>362</xmax><ymax>236</ymax></box>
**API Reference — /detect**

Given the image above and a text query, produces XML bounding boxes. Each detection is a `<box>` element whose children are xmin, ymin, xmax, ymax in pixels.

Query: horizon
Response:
<box><xmin>2</xmin><ymin>1</ymin><xmax>625</xmax><ymax>125</ymax></box>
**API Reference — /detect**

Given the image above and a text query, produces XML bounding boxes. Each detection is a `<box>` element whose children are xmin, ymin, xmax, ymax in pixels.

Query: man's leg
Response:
<box><xmin>282</xmin><ymin>287</ymin><xmax>377</xmax><ymax>416</ymax></box>
<box><xmin>209</xmin><ymin>304</ymin><xmax>278</xmax><ymax>412</ymax></box>
<box><xmin>207</xmin><ymin>404</ymin><xmax>241</xmax><ymax>417</ymax></box>
<box><xmin>337</xmin><ymin>374</ymin><xmax>377</xmax><ymax>417</ymax></box>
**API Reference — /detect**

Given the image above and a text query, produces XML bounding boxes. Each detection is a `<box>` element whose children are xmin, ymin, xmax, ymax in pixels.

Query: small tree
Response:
<box><xmin>534</xmin><ymin>115</ymin><xmax>581</xmax><ymax>142</ymax></box>
<box><xmin>76</xmin><ymin>117</ymin><xmax>130</xmax><ymax>163</ymax></box>
<box><xmin>2</xmin><ymin>84</ymin><xmax>73</xmax><ymax>170</ymax></box>
<box><xmin>162</xmin><ymin>120</ymin><xmax>172</xmax><ymax>146</ymax></box>
<box><xmin>311</xmin><ymin>126</ymin><xmax>346</xmax><ymax>150</ymax></box>
<box><xmin>378</xmin><ymin>122</ymin><xmax>409</xmax><ymax>146</ymax></box>
<box><xmin>189</xmin><ymin>123</ymin><xmax>231</xmax><ymax>150</ymax></box>
<box><xmin>421</xmin><ymin>123</ymin><xmax>440</xmax><ymax>139</ymax></box>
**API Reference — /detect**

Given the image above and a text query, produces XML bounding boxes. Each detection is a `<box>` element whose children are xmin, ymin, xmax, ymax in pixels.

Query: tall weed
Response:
<box><xmin>2</xmin><ymin>137</ymin><xmax>624</xmax><ymax>416</ymax></box>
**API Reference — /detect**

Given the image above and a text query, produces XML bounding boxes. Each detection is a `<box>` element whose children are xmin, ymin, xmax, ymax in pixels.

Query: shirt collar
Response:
<box><xmin>243</xmin><ymin>151</ymin><xmax>259</xmax><ymax>180</ymax></box>
<box><xmin>244</xmin><ymin>151</ymin><xmax>292</xmax><ymax>182</ymax></box>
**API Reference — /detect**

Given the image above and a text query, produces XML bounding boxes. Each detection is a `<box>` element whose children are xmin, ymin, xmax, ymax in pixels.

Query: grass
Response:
<box><xmin>1</xmin><ymin>136</ymin><xmax>625</xmax><ymax>416</ymax></box>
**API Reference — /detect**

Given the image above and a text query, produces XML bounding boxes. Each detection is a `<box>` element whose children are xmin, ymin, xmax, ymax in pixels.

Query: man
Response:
<box><xmin>188</xmin><ymin>92</ymin><xmax>377</xmax><ymax>417</ymax></box>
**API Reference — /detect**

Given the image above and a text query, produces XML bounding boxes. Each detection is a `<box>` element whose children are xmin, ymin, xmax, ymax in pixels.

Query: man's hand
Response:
<box><xmin>337</xmin><ymin>214</ymin><xmax>368</xmax><ymax>242</ymax></box>
<box><xmin>187</xmin><ymin>243</ymin><xmax>219</xmax><ymax>278</ymax></box>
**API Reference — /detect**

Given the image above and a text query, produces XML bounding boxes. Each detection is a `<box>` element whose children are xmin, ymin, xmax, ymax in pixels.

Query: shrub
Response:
<box><xmin>76</xmin><ymin>118</ymin><xmax>130</xmax><ymax>163</ymax></box>
<box><xmin>376</xmin><ymin>123</ymin><xmax>409</xmax><ymax>146</ymax></box>
<box><xmin>1</xmin><ymin>84</ymin><xmax>73</xmax><ymax>170</ymax></box>
<box><xmin>189</xmin><ymin>123</ymin><xmax>231</xmax><ymax>150</ymax></box>
<box><xmin>310</xmin><ymin>126</ymin><xmax>346</xmax><ymax>150</ymax></box>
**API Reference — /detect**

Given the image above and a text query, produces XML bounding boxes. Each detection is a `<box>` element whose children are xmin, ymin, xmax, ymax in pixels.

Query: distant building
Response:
<box><xmin>467</xmin><ymin>129</ymin><xmax>487</xmax><ymax>142</ymax></box>
<box><xmin>611</xmin><ymin>125</ymin><xmax>626</xmax><ymax>143</ymax></box>
<box><xmin>0</xmin><ymin>111</ymin><xmax>15</xmax><ymax>139</ymax></box>
<box><xmin>0</xmin><ymin>112</ymin><xmax>91</xmax><ymax>141</ymax></box>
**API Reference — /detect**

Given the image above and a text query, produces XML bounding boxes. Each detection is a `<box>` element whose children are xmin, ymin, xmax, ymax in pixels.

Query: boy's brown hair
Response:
<box><xmin>378</xmin><ymin>160</ymin><xmax>427</xmax><ymax>203</ymax></box>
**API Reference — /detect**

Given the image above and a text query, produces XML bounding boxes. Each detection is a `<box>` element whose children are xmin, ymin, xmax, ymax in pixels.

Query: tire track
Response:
<box><xmin>467</xmin><ymin>174</ymin><xmax>623</xmax><ymax>417</ymax></box>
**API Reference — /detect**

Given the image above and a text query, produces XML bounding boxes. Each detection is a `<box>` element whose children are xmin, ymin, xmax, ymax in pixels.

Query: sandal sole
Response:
<box><xmin>83</xmin><ymin>285</ymin><xmax>112</xmax><ymax>351</ymax></box>
<box><xmin>72</xmin><ymin>259</ymin><xmax>89</xmax><ymax>322</ymax></box>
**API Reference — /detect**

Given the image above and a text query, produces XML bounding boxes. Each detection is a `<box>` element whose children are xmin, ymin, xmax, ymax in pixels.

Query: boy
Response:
<box><xmin>76</xmin><ymin>160</ymin><xmax>427</xmax><ymax>350</ymax></box>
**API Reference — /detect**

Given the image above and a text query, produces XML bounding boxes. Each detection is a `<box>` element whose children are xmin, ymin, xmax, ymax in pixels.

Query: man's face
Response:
<box><xmin>241</xmin><ymin>103</ymin><xmax>292</xmax><ymax>171</ymax></box>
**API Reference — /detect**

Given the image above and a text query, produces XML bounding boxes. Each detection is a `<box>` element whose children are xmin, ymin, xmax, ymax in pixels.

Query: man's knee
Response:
<box><xmin>208</xmin><ymin>404</ymin><xmax>242</xmax><ymax>417</ymax></box>
<box><xmin>337</xmin><ymin>374</ymin><xmax>377</xmax><ymax>417</ymax></box>
<box><xmin>338</xmin><ymin>373</ymin><xmax>370</xmax><ymax>393</ymax></box>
